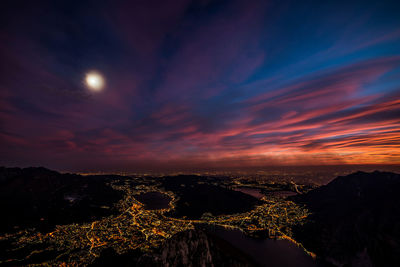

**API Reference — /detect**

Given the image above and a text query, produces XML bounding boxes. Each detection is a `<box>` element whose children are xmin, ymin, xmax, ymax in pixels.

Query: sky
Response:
<box><xmin>1</xmin><ymin>0</ymin><xmax>400</xmax><ymax>171</ymax></box>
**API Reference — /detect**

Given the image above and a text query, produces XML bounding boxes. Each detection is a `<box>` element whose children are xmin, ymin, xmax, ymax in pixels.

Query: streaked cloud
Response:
<box><xmin>1</xmin><ymin>0</ymin><xmax>400</xmax><ymax>170</ymax></box>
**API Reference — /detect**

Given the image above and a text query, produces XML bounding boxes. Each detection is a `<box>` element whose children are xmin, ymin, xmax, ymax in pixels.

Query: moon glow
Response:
<box><xmin>85</xmin><ymin>71</ymin><xmax>105</xmax><ymax>91</ymax></box>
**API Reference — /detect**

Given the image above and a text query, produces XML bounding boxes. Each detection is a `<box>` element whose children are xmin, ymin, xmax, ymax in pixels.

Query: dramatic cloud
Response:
<box><xmin>1</xmin><ymin>0</ymin><xmax>400</xmax><ymax>171</ymax></box>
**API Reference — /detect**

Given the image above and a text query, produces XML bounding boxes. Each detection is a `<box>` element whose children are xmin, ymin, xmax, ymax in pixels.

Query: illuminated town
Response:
<box><xmin>0</xmin><ymin>175</ymin><xmax>314</xmax><ymax>266</ymax></box>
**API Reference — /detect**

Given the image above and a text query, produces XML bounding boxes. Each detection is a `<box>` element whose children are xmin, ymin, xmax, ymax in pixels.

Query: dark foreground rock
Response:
<box><xmin>90</xmin><ymin>228</ymin><xmax>256</xmax><ymax>267</ymax></box>
<box><xmin>292</xmin><ymin>171</ymin><xmax>400</xmax><ymax>267</ymax></box>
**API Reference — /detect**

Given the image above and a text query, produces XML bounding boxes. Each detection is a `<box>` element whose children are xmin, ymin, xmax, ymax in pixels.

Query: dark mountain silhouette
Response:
<box><xmin>161</xmin><ymin>175</ymin><xmax>260</xmax><ymax>219</ymax></box>
<box><xmin>0</xmin><ymin>167</ymin><xmax>124</xmax><ymax>233</ymax></box>
<box><xmin>292</xmin><ymin>171</ymin><xmax>400</xmax><ymax>267</ymax></box>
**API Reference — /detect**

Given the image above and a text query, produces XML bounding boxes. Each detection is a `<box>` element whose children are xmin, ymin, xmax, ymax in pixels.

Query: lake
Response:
<box><xmin>207</xmin><ymin>227</ymin><xmax>318</xmax><ymax>267</ymax></box>
<box><xmin>233</xmin><ymin>187</ymin><xmax>265</xmax><ymax>199</ymax></box>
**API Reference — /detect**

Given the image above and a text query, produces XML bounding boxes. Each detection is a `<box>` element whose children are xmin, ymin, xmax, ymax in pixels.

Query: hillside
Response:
<box><xmin>161</xmin><ymin>175</ymin><xmax>260</xmax><ymax>219</ymax></box>
<box><xmin>0</xmin><ymin>167</ymin><xmax>124</xmax><ymax>233</ymax></box>
<box><xmin>292</xmin><ymin>171</ymin><xmax>400</xmax><ymax>267</ymax></box>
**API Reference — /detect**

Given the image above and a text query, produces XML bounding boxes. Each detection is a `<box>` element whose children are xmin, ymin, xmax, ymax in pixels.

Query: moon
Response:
<box><xmin>85</xmin><ymin>71</ymin><xmax>105</xmax><ymax>91</ymax></box>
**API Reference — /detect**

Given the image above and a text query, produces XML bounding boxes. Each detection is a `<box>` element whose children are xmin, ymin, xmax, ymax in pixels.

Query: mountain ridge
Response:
<box><xmin>292</xmin><ymin>171</ymin><xmax>400</xmax><ymax>267</ymax></box>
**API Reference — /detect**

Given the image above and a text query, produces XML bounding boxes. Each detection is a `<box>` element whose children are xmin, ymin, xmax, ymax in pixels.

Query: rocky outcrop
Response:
<box><xmin>91</xmin><ymin>228</ymin><xmax>256</xmax><ymax>267</ymax></box>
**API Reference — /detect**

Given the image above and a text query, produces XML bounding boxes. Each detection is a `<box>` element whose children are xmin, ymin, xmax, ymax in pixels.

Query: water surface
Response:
<box><xmin>209</xmin><ymin>227</ymin><xmax>318</xmax><ymax>267</ymax></box>
<box><xmin>233</xmin><ymin>187</ymin><xmax>264</xmax><ymax>199</ymax></box>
